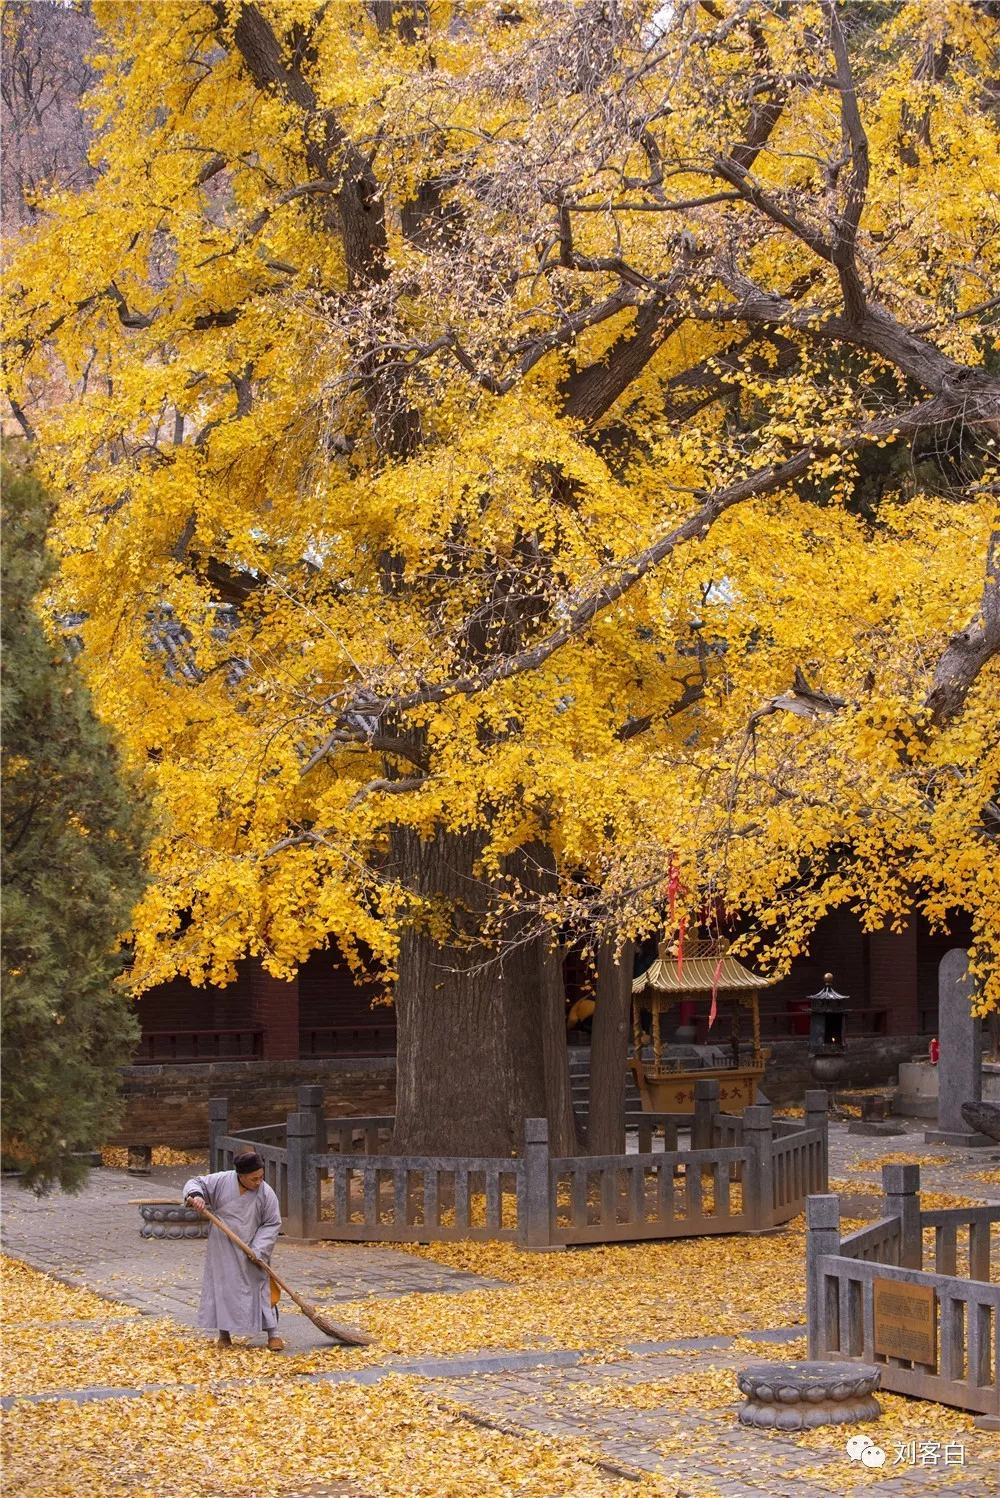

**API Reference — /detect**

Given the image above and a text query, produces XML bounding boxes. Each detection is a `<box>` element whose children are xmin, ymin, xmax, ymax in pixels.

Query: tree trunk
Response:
<box><xmin>588</xmin><ymin>936</ymin><xmax>634</xmax><ymax>1155</ymax></box>
<box><xmin>522</xmin><ymin>841</ymin><xmax>578</xmax><ymax>1156</ymax></box>
<box><xmin>539</xmin><ymin>932</ymin><xmax>578</xmax><ymax>1156</ymax></box>
<box><xmin>391</xmin><ymin>825</ymin><xmax>546</xmax><ymax>1156</ymax></box>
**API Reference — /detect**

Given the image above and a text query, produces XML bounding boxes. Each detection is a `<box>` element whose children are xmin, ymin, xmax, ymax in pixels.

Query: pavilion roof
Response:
<box><xmin>632</xmin><ymin>939</ymin><xmax>774</xmax><ymax>995</ymax></box>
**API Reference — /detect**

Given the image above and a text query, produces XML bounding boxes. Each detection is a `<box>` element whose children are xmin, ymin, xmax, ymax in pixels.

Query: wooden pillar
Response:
<box><xmin>249</xmin><ymin>959</ymin><xmax>300</xmax><ymax>1060</ymax></box>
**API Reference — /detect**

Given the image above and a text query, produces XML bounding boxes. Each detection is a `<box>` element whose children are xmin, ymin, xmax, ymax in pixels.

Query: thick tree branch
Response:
<box><xmin>215</xmin><ymin>2</ymin><xmax>388</xmax><ymax>291</ymax></box>
<box><xmin>346</xmin><ymin>774</ymin><xmax>426</xmax><ymax>811</ymax></box>
<box><xmin>696</xmin><ymin>272</ymin><xmax>1000</xmax><ymax>413</ymax></box>
<box><xmin>712</xmin><ymin>155</ymin><xmax>833</xmax><ymax>262</ymax></box>
<box><xmin>616</xmin><ymin>673</ymin><xmax>709</xmax><ymax>741</ymax></box>
<box><xmin>923</xmin><ymin>530</ymin><xmax>1000</xmax><ymax>729</ymax></box>
<box><xmin>301</xmin><ymin>727</ymin><xmax>428</xmax><ymax>776</ymax></box>
<box><xmin>748</xmin><ymin>666</ymin><xmax>848</xmax><ymax>732</ymax></box>
<box><xmin>824</xmin><ymin>0</ymin><xmax>870</xmax><ymax>321</ymax></box>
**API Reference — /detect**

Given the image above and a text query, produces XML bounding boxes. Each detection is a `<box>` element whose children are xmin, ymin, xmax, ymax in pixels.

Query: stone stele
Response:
<box><xmin>925</xmin><ymin>948</ymin><xmax>991</xmax><ymax>1147</ymax></box>
<box><xmin>737</xmin><ymin>1362</ymin><xmax>881</xmax><ymax>1431</ymax></box>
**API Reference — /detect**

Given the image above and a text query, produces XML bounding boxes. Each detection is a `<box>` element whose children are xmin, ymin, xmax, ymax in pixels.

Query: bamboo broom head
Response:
<box><xmin>303</xmin><ymin>1304</ymin><xmax>375</xmax><ymax>1346</ymax></box>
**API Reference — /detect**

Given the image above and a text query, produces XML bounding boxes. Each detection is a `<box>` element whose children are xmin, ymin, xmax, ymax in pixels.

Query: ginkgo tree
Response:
<box><xmin>4</xmin><ymin>0</ymin><xmax>998</xmax><ymax>1156</ymax></box>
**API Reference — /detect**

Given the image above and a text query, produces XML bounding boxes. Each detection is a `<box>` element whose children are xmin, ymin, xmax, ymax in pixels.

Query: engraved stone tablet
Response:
<box><xmin>873</xmin><ymin>1279</ymin><xmax>936</xmax><ymax>1365</ymax></box>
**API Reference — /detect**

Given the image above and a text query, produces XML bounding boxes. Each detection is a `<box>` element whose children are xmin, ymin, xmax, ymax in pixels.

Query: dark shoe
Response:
<box><xmin>218</xmin><ymin>1331</ymin><xmax>232</xmax><ymax>1346</ymax></box>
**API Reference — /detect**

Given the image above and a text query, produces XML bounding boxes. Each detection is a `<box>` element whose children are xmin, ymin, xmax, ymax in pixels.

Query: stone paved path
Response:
<box><xmin>420</xmin><ymin>1344</ymin><xmax>1000</xmax><ymax>1497</ymax></box>
<box><xmin>825</xmin><ymin>1115</ymin><xmax>1000</xmax><ymax>1222</ymax></box>
<box><xmin>1</xmin><ymin>1163</ymin><xmax>505</xmax><ymax>1353</ymax></box>
<box><xmin>4</xmin><ymin>1129</ymin><xmax>998</xmax><ymax>1497</ymax></box>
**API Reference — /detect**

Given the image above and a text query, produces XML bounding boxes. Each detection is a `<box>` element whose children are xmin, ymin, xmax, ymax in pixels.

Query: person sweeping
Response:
<box><xmin>184</xmin><ymin>1150</ymin><xmax>285</xmax><ymax>1351</ymax></box>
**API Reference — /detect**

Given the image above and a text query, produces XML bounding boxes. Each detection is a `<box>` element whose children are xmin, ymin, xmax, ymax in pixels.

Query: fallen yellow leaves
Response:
<box><xmin>0</xmin><ymin>1316</ymin><xmax>377</xmax><ymax>1397</ymax></box>
<box><xmin>0</xmin><ymin>1256</ymin><xmax>139</xmax><ymax>1324</ymax></box>
<box><xmin>1</xmin><ymin>1376</ymin><xmax>697</xmax><ymax>1498</ymax></box>
<box><xmin>100</xmin><ymin>1147</ymin><xmax>207</xmax><ymax>1169</ymax></box>
<box><xmin>792</xmin><ymin>1389</ymin><xmax>1000</xmax><ymax>1487</ymax></box>
<box><xmin>848</xmin><ymin>1153</ymin><xmax>949</xmax><ymax>1172</ymax></box>
<box><xmin>568</xmin><ymin>1365</ymin><xmax>739</xmax><ymax>1413</ymax></box>
<box><xmin>968</xmin><ymin>1168</ymin><xmax>1000</xmax><ymax>1186</ymax></box>
<box><xmin>328</xmin><ymin>1232</ymin><xmax>809</xmax><ymax>1358</ymax></box>
<box><xmin>380</xmin><ymin>1225</ymin><xmax>806</xmax><ymax>1287</ymax></box>
<box><xmin>0</xmin><ymin>1232</ymin><xmax>810</xmax><ymax>1399</ymax></box>
<box><xmin>829</xmin><ymin>1180</ymin><xmax>979</xmax><ymax>1211</ymax></box>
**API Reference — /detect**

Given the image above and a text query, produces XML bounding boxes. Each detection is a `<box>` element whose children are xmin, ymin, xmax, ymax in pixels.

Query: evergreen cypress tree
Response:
<box><xmin>2</xmin><ymin>459</ymin><xmax>149</xmax><ymax>1191</ymax></box>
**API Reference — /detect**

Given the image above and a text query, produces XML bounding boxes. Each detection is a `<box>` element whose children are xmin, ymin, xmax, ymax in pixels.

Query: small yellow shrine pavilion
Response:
<box><xmin>631</xmin><ymin>936</ymin><xmax>775</xmax><ymax>1114</ymax></box>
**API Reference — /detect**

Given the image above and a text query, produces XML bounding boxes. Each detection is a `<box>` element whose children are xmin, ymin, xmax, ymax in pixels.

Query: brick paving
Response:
<box><xmin>826</xmin><ymin>1114</ymin><xmax>1000</xmax><ymax>1203</ymax></box>
<box><xmin>421</xmin><ymin>1344</ymin><xmax>999</xmax><ymax>1496</ymax></box>
<box><xmin>0</xmin><ymin>1162</ymin><xmax>506</xmax><ymax>1353</ymax></box>
<box><xmin>3</xmin><ymin>1123</ymin><xmax>998</xmax><ymax>1496</ymax></box>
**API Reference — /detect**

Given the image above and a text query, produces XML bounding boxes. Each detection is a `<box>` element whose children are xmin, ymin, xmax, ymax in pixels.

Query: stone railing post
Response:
<box><xmin>804</xmin><ymin>1088</ymin><xmax>829</xmax><ymax>1189</ymax></box>
<box><xmin>693</xmin><ymin>1078</ymin><xmax>720</xmax><ymax>1151</ymax></box>
<box><xmin>806</xmin><ymin>1194</ymin><xmax>842</xmax><ymax>1359</ymax></box>
<box><xmin>742</xmin><ymin>1104</ymin><xmax>774</xmax><ymax>1230</ymax></box>
<box><xmin>284</xmin><ymin>1110</ymin><xmax>318</xmax><ymax>1240</ymax></box>
<box><xmin>298</xmin><ymin>1084</ymin><xmax>328</xmax><ymax>1178</ymax></box>
<box><xmin>208</xmin><ymin>1098</ymin><xmax>228</xmax><ymax>1171</ymax></box>
<box><xmin>522</xmin><ymin>1117</ymin><xmax>551</xmax><ymax>1249</ymax></box>
<box><xmin>882</xmin><ymin>1163</ymin><xmax>922</xmax><ymax>1269</ymax></box>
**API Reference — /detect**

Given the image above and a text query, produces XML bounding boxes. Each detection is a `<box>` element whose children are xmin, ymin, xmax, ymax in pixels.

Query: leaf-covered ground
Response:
<box><xmin>3</xmin><ymin>1376</ymin><xmax>674</xmax><ymax>1498</ymax></box>
<box><xmin>1</xmin><ymin>1228</ymin><xmax>816</xmax><ymax>1397</ymax></box>
<box><xmin>0</xmin><ymin>1254</ymin><xmax>140</xmax><ymax>1324</ymax></box>
<box><xmin>4</xmin><ymin>1227</ymin><xmax>999</xmax><ymax>1498</ymax></box>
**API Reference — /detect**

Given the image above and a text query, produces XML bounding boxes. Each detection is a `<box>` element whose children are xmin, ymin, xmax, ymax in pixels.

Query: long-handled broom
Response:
<box><xmin>129</xmin><ymin>1199</ymin><xmax>375</xmax><ymax>1346</ymax></box>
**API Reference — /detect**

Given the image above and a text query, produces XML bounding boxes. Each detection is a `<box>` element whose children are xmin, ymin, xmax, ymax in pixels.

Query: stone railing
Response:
<box><xmin>806</xmin><ymin>1164</ymin><xmax>1000</xmax><ymax>1420</ymax></box>
<box><xmin>210</xmin><ymin>1081</ymin><xmax>828</xmax><ymax>1249</ymax></box>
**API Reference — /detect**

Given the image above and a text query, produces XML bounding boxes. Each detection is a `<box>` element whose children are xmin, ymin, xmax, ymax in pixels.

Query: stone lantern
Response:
<box><xmin>809</xmin><ymin>973</ymin><xmax>849</xmax><ymax>1082</ymax></box>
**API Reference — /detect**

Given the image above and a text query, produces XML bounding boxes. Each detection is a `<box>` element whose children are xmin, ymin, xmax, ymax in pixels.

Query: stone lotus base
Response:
<box><xmin>139</xmin><ymin>1204</ymin><xmax>209</xmax><ymax>1240</ymax></box>
<box><xmin>737</xmin><ymin>1362</ymin><xmax>881</xmax><ymax>1431</ymax></box>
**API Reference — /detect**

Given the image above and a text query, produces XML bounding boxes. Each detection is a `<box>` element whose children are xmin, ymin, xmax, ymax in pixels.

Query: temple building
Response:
<box><xmin>133</xmin><ymin>904</ymin><xmax>969</xmax><ymax>1065</ymax></box>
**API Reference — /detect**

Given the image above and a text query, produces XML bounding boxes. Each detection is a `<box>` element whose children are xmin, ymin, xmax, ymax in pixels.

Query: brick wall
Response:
<box><xmin>136</xmin><ymin>964</ymin><xmax>254</xmax><ymax>1032</ymax></box>
<box><xmin>249</xmin><ymin>965</ymin><xmax>299</xmax><ymax>1060</ymax></box>
<box><xmin>111</xmin><ymin>1058</ymin><xmax>396</xmax><ymax>1149</ymax></box>
<box><xmin>760</xmin><ymin>1034</ymin><xmax>929</xmax><ymax>1104</ymax></box>
<box><xmin>868</xmin><ymin>925</ymin><xmax>918</xmax><ymax>1034</ymax></box>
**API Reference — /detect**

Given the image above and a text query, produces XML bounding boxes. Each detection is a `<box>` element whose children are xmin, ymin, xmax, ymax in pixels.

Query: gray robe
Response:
<box><xmin>183</xmin><ymin>1170</ymin><xmax>281</xmax><ymax>1334</ymax></box>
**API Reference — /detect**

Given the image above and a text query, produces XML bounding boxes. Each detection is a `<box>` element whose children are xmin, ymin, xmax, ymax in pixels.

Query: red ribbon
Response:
<box><xmin>708</xmin><ymin>954</ymin><xmax>725</xmax><ymax>1029</ymax></box>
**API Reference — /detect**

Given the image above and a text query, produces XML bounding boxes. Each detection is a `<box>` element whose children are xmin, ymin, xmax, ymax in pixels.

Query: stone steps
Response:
<box><xmin>567</xmin><ymin>1057</ymin><xmax>641</xmax><ymax>1124</ymax></box>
